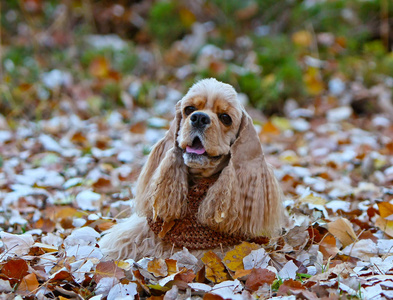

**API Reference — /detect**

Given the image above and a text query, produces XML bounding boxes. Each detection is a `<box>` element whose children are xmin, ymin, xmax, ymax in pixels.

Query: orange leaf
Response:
<box><xmin>165</xmin><ymin>259</ymin><xmax>178</xmax><ymax>275</ymax></box>
<box><xmin>17</xmin><ymin>273</ymin><xmax>39</xmax><ymax>295</ymax></box>
<box><xmin>89</xmin><ymin>57</ymin><xmax>110</xmax><ymax>78</ymax></box>
<box><xmin>148</xmin><ymin>258</ymin><xmax>168</xmax><ymax>277</ymax></box>
<box><xmin>1</xmin><ymin>259</ymin><xmax>29</xmax><ymax>281</ymax></box>
<box><xmin>261</xmin><ymin>121</ymin><xmax>280</xmax><ymax>136</ymax></box>
<box><xmin>94</xmin><ymin>261</ymin><xmax>125</xmax><ymax>283</ymax></box>
<box><xmin>223</xmin><ymin>242</ymin><xmax>260</xmax><ymax>272</ymax></box>
<box><xmin>327</xmin><ymin>218</ymin><xmax>358</xmax><ymax>248</ymax></box>
<box><xmin>319</xmin><ymin>235</ymin><xmax>340</xmax><ymax>259</ymax></box>
<box><xmin>245</xmin><ymin>268</ymin><xmax>276</xmax><ymax>292</ymax></box>
<box><xmin>378</xmin><ymin>202</ymin><xmax>393</xmax><ymax>218</ymax></box>
<box><xmin>233</xmin><ymin>269</ymin><xmax>253</xmax><ymax>280</ymax></box>
<box><xmin>201</xmin><ymin>251</ymin><xmax>230</xmax><ymax>283</ymax></box>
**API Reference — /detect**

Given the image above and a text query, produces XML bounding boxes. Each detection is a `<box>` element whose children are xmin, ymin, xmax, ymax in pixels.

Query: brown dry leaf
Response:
<box><xmin>176</xmin><ymin>269</ymin><xmax>196</xmax><ymax>283</ymax></box>
<box><xmin>94</xmin><ymin>261</ymin><xmax>125</xmax><ymax>283</ymax></box>
<box><xmin>378</xmin><ymin>201</ymin><xmax>393</xmax><ymax>219</ymax></box>
<box><xmin>203</xmin><ymin>294</ymin><xmax>224</xmax><ymax>300</ymax></box>
<box><xmin>327</xmin><ymin>217</ymin><xmax>358</xmax><ymax>248</ymax></box>
<box><xmin>34</xmin><ymin>218</ymin><xmax>56</xmax><ymax>233</ymax></box>
<box><xmin>319</xmin><ymin>235</ymin><xmax>340</xmax><ymax>259</ymax></box>
<box><xmin>245</xmin><ymin>268</ymin><xmax>276</xmax><ymax>292</ymax></box>
<box><xmin>96</xmin><ymin>221</ymin><xmax>115</xmax><ymax>232</ymax></box>
<box><xmin>1</xmin><ymin>259</ymin><xmax>29</xmax><ymax>282</ymax></box>
<box><xmin>17</xmin><ymin>273</ymin><xmax>39</xmax><ymax>295</ymax></box>
<box><xmin>223</xmin><ymin>242</ymin><xmax>260</xmax><ymax>272</ymax></box>
<box><xmin>130</xmin><ymin>121</ymin><xmax>146</xmax><ymax>134</ymax></box>
<box><xmin>278</xmin><ymin>279</ymin><xmax>305</xmax><ymax>296</ymax></box>
<box><xmin>201</xmin><ymin>251</ymin><xmax>230</xmax><ymax>283</ymax></box>
<box><xmin>148</xmin><ymin>258</ymin><xmax>168</xmax><ymax>277</ymax></box>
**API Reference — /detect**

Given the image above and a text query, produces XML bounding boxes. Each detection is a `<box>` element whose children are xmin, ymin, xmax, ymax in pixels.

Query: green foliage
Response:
<box><xmin>147</xmin><ymin>1</ymin><xmax>188</xmax><ymax>46</ymax></box>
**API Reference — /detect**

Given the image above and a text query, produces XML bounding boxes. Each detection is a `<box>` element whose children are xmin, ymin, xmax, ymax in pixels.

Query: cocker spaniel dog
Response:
<box><xmin>100</xmin><ymin>78</ymin><xmax>284</xmax><ymax>260</ymax></box>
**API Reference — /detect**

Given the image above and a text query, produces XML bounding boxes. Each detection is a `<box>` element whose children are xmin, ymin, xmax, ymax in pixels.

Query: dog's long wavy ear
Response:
<box><xmin>199</xmin><ymin>110</ymin><xmax>283</xmax><ymax>238</ymax></box>
<box><xmin>135</xmin><ymin>101</ymin><xmax>188</xmax><ymax>221</ymax></box>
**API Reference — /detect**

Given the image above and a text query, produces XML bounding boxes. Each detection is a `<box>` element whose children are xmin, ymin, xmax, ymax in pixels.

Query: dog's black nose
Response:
<box><xmin>190</xmin><ymin>112</ymin><xmax>210</xmax><ymax>128</ymax></box>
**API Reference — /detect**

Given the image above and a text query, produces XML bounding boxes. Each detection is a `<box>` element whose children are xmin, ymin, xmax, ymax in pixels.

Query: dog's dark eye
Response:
<box><xmin>219</xmin><ymin>113</ymin><xmax>232</xmax><ymax>126</ymax></box>
<box><xmin>184</xmin><ymin>106</ymin><xmax>197</xmax><ymax>116</ymax></box>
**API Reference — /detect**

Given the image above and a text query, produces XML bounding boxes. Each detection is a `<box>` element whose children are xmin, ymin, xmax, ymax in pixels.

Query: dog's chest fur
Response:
<box><xmin>147</xmin><ymin>175</ymin><xmax>249</xmax><ymax>250</ymax></box>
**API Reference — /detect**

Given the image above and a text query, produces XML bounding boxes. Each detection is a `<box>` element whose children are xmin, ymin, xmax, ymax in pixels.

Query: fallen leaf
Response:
<box><xmin>17</xmin><ymin>273</ymin><xmax>39</xmax><ymax>295</ymax></box>
<box><xmin>94</xmin><ymin>261</ymin><xmax>125</xmax><ymax>283</ymax></box>
<box><xmin>1</xmin><ymin>259</ymin><xmax>29</xmax><ymax>283</ymax></box>
<box><xmin>0</xmin><ymin>232</ymin><xmax>34</xmax><ymax>258</ymax></box>
<box><xmin>327</xmin><ymin>218</ymin><xmax>358</xmax><ymax>248</ymax></box>
<box><xmin>245</xmin><ymin>268</ymin><xmax>276</xmax><ymax>292</ymax></box>
<box><xmin>292</xmin><ymin>30</ymin><xmax>313</xmax><ymax>47</ymax></box>
<box><xmin>277</xmin><ymin>279</ymin><xmax>305</xmax><ymax>296</ymax></box>
<box><xmin>223</xmin><ymin>242</ymin><xmax>260</xmax><ymax>272</ymax></box>
<box><xmin>319</xmin><ymin>235</ymin><xmax>340</xmax><ymax>259</ymax></box>
<box><xmin>201</xmin><ymin>251</ymin><xmax>230</xmax><ymax>283</ymax></box>
<box><xmin>148</xmin><ymin>258</ymin><xmax>168</xmax><ymax>277</ymax></box>
<box><xmin>165</xmin><ymin>259</ymin><xmax>178</xmax><ymax>275</ymax></box>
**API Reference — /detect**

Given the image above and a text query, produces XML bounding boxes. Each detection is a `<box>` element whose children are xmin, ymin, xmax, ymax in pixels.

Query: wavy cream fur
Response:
<box><xmin>99</xmin><ymin>78</ymin><xmax>284</xmax><ymax>260</ymax></box>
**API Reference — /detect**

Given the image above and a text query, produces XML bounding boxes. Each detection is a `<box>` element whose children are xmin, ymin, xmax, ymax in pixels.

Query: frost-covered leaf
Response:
<box><xmin>243</xmin><ymin>248</ymin><xmax>270</xmax><ymax>270</ymax></box>
<box><xmin>278</xmin><ymin>260</ymin><xmax>298</xmax><ymax>280</ymax></box>
<box><xmin>0</xmin><ymin>232</ymin><xmax>34</xmax><ymax>259</ymax></box>
<box><xmin>107</xmin><ymin>282</ymin><xmax>138</xmax><ymax>300</ymax></box>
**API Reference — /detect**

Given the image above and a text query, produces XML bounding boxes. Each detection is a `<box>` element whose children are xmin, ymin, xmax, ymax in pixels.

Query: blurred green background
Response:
<box><xmin>1</xmin><ymin>0</ymin><xmax>392</xmax><ymax>120</ymax></box>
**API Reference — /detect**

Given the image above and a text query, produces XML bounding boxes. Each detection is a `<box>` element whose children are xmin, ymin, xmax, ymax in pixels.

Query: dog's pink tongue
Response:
<box><xmin>186</xmin><ymin>146</ymin><xmax>206</xmax><ymax>155</ymax></box>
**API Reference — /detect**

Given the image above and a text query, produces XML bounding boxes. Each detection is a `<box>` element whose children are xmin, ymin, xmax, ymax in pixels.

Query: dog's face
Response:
<box><xmin>176</xmin><ymin>79</ymin><xmax>243</xmax><ymax>175</ymax></box>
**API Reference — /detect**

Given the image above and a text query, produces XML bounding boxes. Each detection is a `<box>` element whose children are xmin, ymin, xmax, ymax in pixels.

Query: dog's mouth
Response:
<box><xmin>186</xmin><ymin>137</ymin><xmax>206</xmax><ymax>155</ymax></box>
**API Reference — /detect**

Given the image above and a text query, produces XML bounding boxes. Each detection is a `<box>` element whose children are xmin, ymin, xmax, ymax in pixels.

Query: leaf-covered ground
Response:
<box><xmin>2</xmin><ymin>1</ymin><xmax>393</xmax><ymax>299</ymax></box>
<box><xmin>1</xmin><ymin>91</ymin><xmax>393</xmax><ymax>299</ymax></box>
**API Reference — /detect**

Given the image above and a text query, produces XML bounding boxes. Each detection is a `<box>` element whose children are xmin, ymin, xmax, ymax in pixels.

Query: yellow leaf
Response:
<box><xmin>375</xmin><ymin>216</ymin><xmax>393</xmax><ymax>237</ymax></box>
<box><xmin>223</xmin><ymin>242</ymin><xmax>260</xmax><ymax>272</ymax></box>
<box><xmin>327</xmin><ymin>218</ymin><xmax>358</xmax><ymax>248</ymax></box>
<box><xmin>201</xmin><ymin>251</ymin><xmax>230</xmax><ymax>283</ymax></box>
<box><xmin>271</xmin><ymin>116</ymin><xmax>292</xmax><ymax>131</ymax></box>
<box><xmin>303</xmin><ymin>67</ymin><xmax>324</xmax><ymax>96</ymax></box>
<box><xmin>292</xmin><ymin>30</ymin><xmax>312</xmax><ymax>47</ymax></box>
<box><xmin>299</xmin><ymin>193</ymin><xmax>326</xmax><ymax>206</ymax></box>
<box><xmin>148</xmin><ymin>258</ymin><xmax>168</xmax><ymax>277</ymax></box>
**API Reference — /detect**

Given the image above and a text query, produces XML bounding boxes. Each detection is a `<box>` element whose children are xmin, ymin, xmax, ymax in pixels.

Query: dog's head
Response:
<box><xmin>177</xmin><ymin>79</ymin><xmax>242</xmax><ymax>176</ymax></box>
<box><xmin>136</xmin><ymin>78</ymin><xmax>283</xmax><ymax>238</ymax></box>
